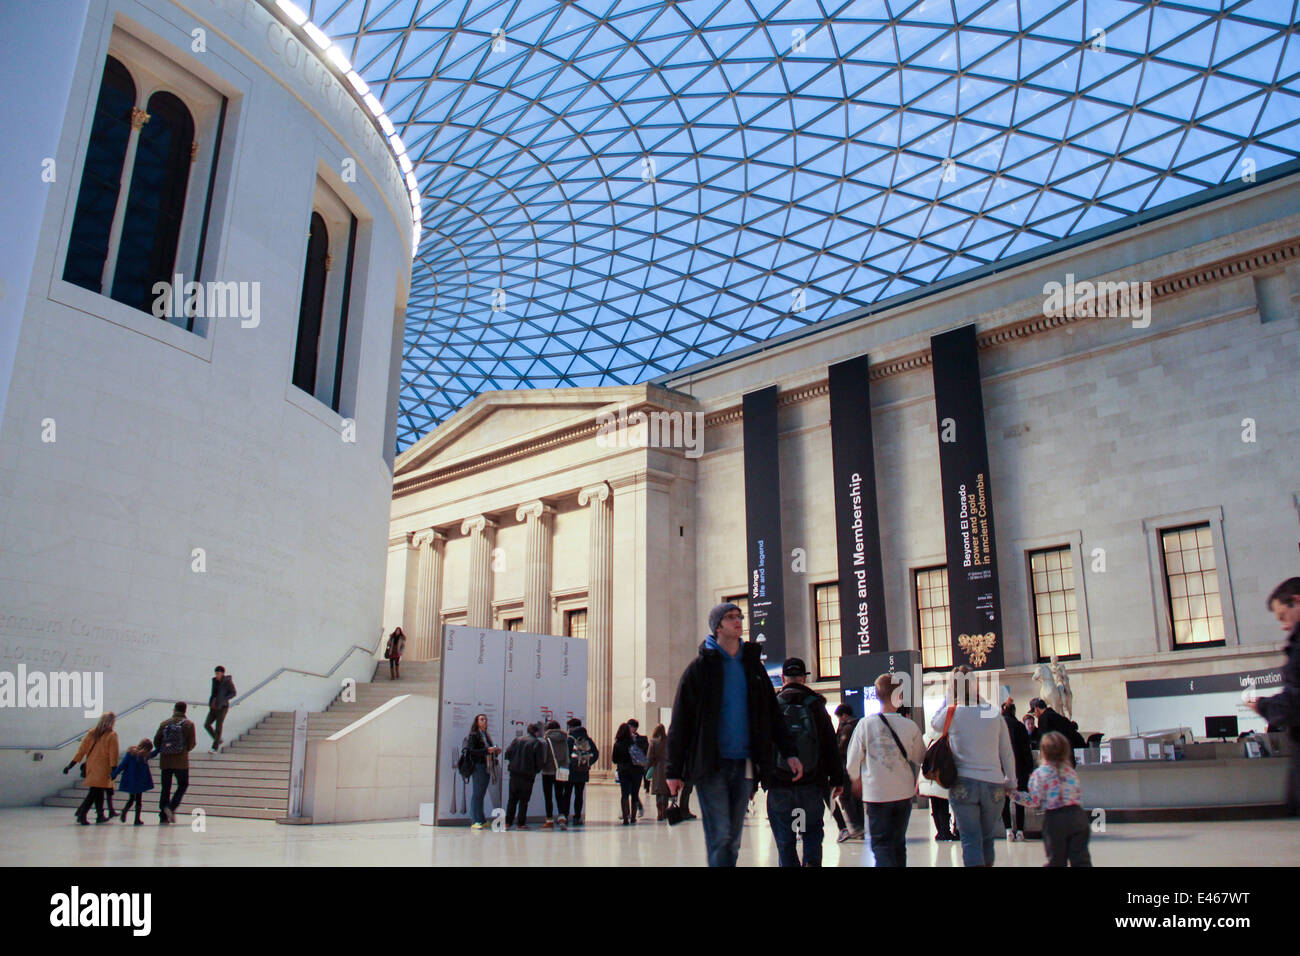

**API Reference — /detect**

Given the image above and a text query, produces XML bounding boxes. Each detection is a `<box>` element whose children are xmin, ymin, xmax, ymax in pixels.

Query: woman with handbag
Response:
<box><xmin>611</xmin><ymin>723</ymin><xmax>641</xmax><ymax>825</ymax></box>
<box><xmin>540</xmin><ymin>719</ymin><xmax>571</xmax><ymax>830</ymax></box>
<box><xmin>929</xmin><ymin>666</ymin><xmax>1016</xmax><ymax>867</ymax></box>
<box><xmin>385</xmin><ymin>627</ymin><xmax>406</xmax><ymax>680</ymax></box>
<box><xmin>64</xmin><ymin>712</ymin><xmax>120</xmax><ymax>825</ymax></box>
<box><xmin>646</xmin><ymin>723</ymin><xmax>671</xmax><ymax>820</ymax></box>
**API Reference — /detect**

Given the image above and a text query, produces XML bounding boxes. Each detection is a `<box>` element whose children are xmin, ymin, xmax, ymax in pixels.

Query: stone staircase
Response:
<box><xmin>44</xmin><ymin>660</ymin><xmax>440</xmax><ymax>821</ymax></box>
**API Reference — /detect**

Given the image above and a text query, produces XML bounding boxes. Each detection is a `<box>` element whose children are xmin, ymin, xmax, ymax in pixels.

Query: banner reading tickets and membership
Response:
<box><xmin>930</xmin><ymin>325</ymin><xmax>1005</xmax><ymax>670</ymax></box>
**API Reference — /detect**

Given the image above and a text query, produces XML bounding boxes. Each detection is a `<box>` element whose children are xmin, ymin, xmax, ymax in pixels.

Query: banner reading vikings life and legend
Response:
<box><xmin>828</xmin><ymin>355</ymin><xmax>889</xmax><ymax>658</ymax></box>
<box><xmin>930</xmin><ymin>325</ymin><xmax>1005</xmax><ymax>670</ymax></box>
<box><xmin>742</xmin><ymin>386</ymin><xmax>786</xmax><ymax>682</ymax></box>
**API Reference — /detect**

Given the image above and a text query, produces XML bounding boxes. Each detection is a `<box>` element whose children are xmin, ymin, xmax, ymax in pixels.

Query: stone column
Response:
<box><xmin>516</xmin><ymin>500</ymin><xmax>555</xmax><ymax>634</ymax></box>
<box><xmin>579</xmin><ymin>483</ymin><xmax>613</xmax><ymax>769</ymax></box>
<box><xmin>410</xmin><ymin>529</ymin><xmax>445</xmax><ymax>660</ymax></box>
<box><xmin>462</xmin><ymin>515</ymin><xmax>497</xmax><ymax>628</ymax></box>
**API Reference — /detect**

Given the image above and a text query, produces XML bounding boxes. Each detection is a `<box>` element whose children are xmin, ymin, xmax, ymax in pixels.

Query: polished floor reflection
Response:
<box><xmin>5</xmin><ymin>786</ymin><xmax>1298</xmax><ymax>867</ymax></box>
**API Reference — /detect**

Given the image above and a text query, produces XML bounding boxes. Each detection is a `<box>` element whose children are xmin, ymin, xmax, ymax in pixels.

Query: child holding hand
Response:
<box><xmin>1013</xmin><ymin>731</ymin><xmax>1092</xmax><ymax>866</ymax></box>
<box><xmin>111</xmin><ymin>738</ymin><xmax>156</xmax><ymax>825</ymax></box>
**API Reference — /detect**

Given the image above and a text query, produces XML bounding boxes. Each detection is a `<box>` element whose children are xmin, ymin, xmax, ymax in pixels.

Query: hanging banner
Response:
<box><xmin>742</xmin><ymin>386</ymin><xmax>786</xmax><ymax>682</ymax></box>
<box><xmin>930</xmin><ymin>325</ymin><xmax>1005</xmax><ymax>670</ymax></box>
<box><xmin>828</xmin><ymin>355</ymin><xmax>889</xmax><ymax>658</ymax></box>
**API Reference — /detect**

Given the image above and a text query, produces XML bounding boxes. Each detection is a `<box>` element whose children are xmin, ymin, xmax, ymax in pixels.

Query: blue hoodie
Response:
<box><xmin>705</xmin><ymin>634</ymin><xmax>750</xmax><ymax>759</ymax></box>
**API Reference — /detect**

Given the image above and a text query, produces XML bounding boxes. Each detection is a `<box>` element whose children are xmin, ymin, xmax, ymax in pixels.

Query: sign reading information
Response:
<box><xmin>930</xmin><ymin>325</ymin><xmax>1004</xmax><ymax>670</ymax></box>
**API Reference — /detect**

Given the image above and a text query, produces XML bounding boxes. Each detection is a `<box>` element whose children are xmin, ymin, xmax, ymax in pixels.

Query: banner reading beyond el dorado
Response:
<box><xmin>742</xmin><ymin>386</ymin><xmax>786</xmax><ymax>683</ymax></box>
<box><xmin>930</xmin><ymin>325</ymin><xmax>1004</xmax><ymax>670</ymax></box>
<box><xmin>829</xmin><ymin>355</ymin><xmax>889</xmax><ymax>658</ymax></box>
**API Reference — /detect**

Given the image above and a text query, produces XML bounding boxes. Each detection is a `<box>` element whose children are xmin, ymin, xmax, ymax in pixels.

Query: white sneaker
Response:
<box><xmin>1006</xmin><ymin>828</ymin><xmax>1014</xmax><ymax>841</ymax></box>
<box><xmin>1015</xmin><ymin>830</ymin><xmax>1026</xmax><ymax>842</ymax></box>
<box><xmin>836</xmin><ymin>828</ymin><xmax>851</xmax><ymax>844</ymax></box>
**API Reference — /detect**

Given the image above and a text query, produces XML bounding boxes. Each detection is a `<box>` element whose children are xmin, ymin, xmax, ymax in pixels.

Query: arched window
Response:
<box><xmin>63</xmin><ymin>57</ymin><xmax>136</xmax><ymax>292</ymax></box>
<box><xmin>293</xmin><ymin>212</ymin><xmax>329</xmax><ymax>394</ymax></box>
<box><xmin>111</xmin><ymin>91</ymin><xmax>195</xmax><ymax>312</ymax></box>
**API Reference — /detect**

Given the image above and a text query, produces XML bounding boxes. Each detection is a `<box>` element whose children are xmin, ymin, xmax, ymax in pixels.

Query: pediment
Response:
<box><xmin>394</xmin><ymin>385</ymin><xmax>697</xmax><ymax>478</ymax></box>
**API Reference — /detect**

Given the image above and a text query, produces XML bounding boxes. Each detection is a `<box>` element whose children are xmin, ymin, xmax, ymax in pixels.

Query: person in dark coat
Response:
<box><xmin>503</xmin><ymin>723</ymin><xmax>547</xmax><ymax>829</ymax></box>
<box><xmin>111</xmin><ymin>738</ymin><xmax>155</xmax><ymax>825</ymax></box>
<box><xmin>564</xmin><ymin>717</ymin><xmax>599</xmax><ymax>826</ymax></box>
<box><xmin>204</xmin><ymin>665</ymin><xmax>236</xmax><ymax>752</ymax></box>
<box><xmin>665</xmin><ymin>602</ymin><xmax>801</xmax><ymax>867</ymax></box>
<box><xmin>1250</xmin><ymin>578</ymin><xmax>1300</xmax><ymax>814</ymax></box>
<box><xmin>1001</xmin><ymin>699</ymin><xmax>1034</xmax><ymax>839</ymax></box>
<box><xmin>1030</xmin><ymin>698</ymin><xmax>1084</xmax><ymax>763</ymax></box>
<box><xmin>830</xmin><ymin>704</ymin><xmax>866</xmax><ymax>842</ymax></box>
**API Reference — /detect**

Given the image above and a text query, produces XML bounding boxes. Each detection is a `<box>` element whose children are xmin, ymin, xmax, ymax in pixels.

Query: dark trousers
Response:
<box><xmin>831</xmin><ymin>790</ymin><xmax>865</xmax><ymax>833</ymax></box>
<box><xmin>679</xmin><ymin>781</ymin><xmax>693</xmax><ymax>814</ymax></box>
<box><xmin>930</xmin><ymin>796</ymin><xmax>956</xmax><ymax>836</ymax></box>
<box><xmin>866</xmin><ymin>798</ymin><xmax>913</xmax><ymax>867</ymax></box>
<box><xmin>541</xmin><ymin>774</ymin><xmax>557</xmax><ymax>818</ymax></box>
<box><xmin>570</xmin><ymin>781</ymin><xmax>587</xmax><ymax>820</ymax></box>
<box><xmin>556</xmin><ymin>779</ymin><xmax>572</xmax><ymax>817</ymax></box>
<box><xmin>1002</xmin><ymin>795</ymin><xmax>1026</xmax><ymax>831</ymax></box>
<box><xmin>75</xmin><ymin>786</ymin><xmax>110</xmax><ymax>821</ymax></box>
<box><xmin>121</xmin><ymin>793</ymin><xmax>143</xmax><ymax>822</ymax></box>
<box><xmin>694</xmin><ymin>758</ymin><xmax>751</xmax><ymax>867</ymax></box>
<box><xmin>159</xmin><ymin>768</ymin><xmax>189</xmax><ymax>816</ymax></box>
<box><xmin>204</xmin><ymin>706</ymin><xmax>227</xmax><ymax>745</ymax></box>
<box><xmin>1042</xmin><ymin>805</ymin><xmax>1092</xmax><ymax>867</ymax></box>
<box><xmin>766</xmin><ymin>783</ymin><xmax>826</xmax><ymax>867</ymax></box>
<box><xmin>505</xmin><ymin>772</ymin><xmax>535</xmax><ymax>826</ymax></box>
<box><xmin>617</xmin><ymin>769</ymin><xmax>641</xmax><ymax>821</ymax></box>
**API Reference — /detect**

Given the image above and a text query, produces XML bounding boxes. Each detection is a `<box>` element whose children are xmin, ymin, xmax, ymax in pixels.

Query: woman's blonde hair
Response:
<box><xmin>1040</xmin><ymin>731</ymin><xmax>1071</xmax><ymax>767</ymax></box>
<box><xmin>88</xmin><ymin>711</ymin><xmax>116</xmax><ymax>743</ymax></box>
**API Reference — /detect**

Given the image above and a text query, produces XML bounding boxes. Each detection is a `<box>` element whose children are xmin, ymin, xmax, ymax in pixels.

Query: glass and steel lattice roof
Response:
<box><xmin>300</xmin><ymin>0</ymin><xmax>1300</xmax><ymax>450</ymax></box>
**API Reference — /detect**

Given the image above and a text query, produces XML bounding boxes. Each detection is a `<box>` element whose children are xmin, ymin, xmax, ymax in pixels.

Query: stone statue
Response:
<box><xmin>1032</xmin><ymin>657</ymin><xmax>1073</xmax><ymax>720</ymax></box>
<box><xmin>1050</xmin><ymin>657</ymin><xmax>1074</xmax><ymax>720</ymax></box>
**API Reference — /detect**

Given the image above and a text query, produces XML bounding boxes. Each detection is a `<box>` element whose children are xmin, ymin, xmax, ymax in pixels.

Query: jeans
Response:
<box><xmin>831</xmin><ymin>788</ymin><xmax>864</xmax><ymax>834</ymax></box>
<box><xmin>469</xmin><ymin>764</ymin><xmax>489</xmax><ymax>825</ymax></box>
<box><xmin>505</xmin><ymin>772</ymin><xmax>534</xmax><ymax>826</ymax></box>
<box><xmin>948</xmin><ymin>777</ymin><xmax>1005</xmax><ymax>866</ymax></box>
<box><xmin>866</xmin><ymin>798</ymin><xmax>913</xmax><ymax>867</ymax></box>
<box><xmin>1042</xmin><ymin>805</ymin><xmax>1092</xmax><ymax>866</ymax></box>
<box><xmin>766</xmin><ymin>783</ymin><xmax>826</xmax><ymax>867</ymax></box>
<box><xmin>617</xmin><ymin>768</ymin><xmax>641</xmax><ymax>821</ymax></box>
<box><xmin>694</xmin><ymin>758</ymin><xmax>751</xmax><ymax>867</ymax></box>
<box><xmin>159</xmin><ymin>769</ymin><xmax>189</xmax><ymax>817</ymax></box>
<box><xmin>204</xmin><ymin>706</ymin><xmax>227</xmax><ymax>745</ymax></box>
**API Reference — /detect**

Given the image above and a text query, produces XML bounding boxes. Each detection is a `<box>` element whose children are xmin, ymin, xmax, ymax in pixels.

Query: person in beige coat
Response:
<box><xmin>647</xmin><ymin>723</ymin><xmax>672</xmax><ymax>820</ymax></box>
<box><xmin>65</xmin><ymin>712</ymin><xmax>119</xmax><ymax>825</ymax></box>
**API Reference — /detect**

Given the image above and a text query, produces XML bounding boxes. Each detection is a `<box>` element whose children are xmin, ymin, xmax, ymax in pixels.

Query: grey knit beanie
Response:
<box><xmin>708</xmin><ymin>602</ymin><xmax>742</xmax><ymax>635</ymax></box>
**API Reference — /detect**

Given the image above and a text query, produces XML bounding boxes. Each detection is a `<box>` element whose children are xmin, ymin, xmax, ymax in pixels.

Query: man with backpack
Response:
<box><xmin>153</xmin><ymin>702</ymin><xmax>197</xmax><ymax>824</ymax></box>
<box><xmin>503</xmin><ymin>723</ymin><xmax>547</xmax><ymax>830</ymax></box>
<box><xmin>847</xmin><ymin>672</ymin><xmax>926</xmax><ymax>866</ymax></box>
<box><xmin>764</xmin><ymin>657</ymin><xmax>845</xmax><ymax>867</ymax></box>
<box><xmin>627</xmin><ymin>717</ymin><xmax>649</xmax><ymax>819</ymax></box>
<box><xmin>565</xmin><ymin>717</ymin><xmax>599</xmax><ymax>826</ymax></box>
<box><xmin>666</xmin><ymin>602</ymin><xmax>802</xmax><ymax>867</ymax></box>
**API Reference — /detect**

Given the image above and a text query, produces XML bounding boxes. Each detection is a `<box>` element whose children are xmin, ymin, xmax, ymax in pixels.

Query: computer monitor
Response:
<box><xmin>1204</xmin><ymin>715</ymin><xmax>1238</xmax><ymax>740</ymax></box>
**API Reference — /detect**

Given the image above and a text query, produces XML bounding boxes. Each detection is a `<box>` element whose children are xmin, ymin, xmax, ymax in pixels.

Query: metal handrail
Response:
<box><xmin>1</xmin><ymin>630</ymin><xmax>384</xmax><ymax>752</ymax></box>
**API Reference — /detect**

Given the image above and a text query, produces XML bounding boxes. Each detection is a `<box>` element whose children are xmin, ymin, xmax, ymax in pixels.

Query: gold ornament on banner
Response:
<box><xmin>957</xmin><ymin>632</ymin><xmax>997</xmax><ymax>668</ymax></box>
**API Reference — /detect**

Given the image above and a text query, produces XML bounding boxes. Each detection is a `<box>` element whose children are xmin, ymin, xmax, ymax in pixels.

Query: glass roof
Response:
<box><xmin>301</xmin><ymin>0</ymin><xmax>1300</xmax><ymax>450</ymax></box>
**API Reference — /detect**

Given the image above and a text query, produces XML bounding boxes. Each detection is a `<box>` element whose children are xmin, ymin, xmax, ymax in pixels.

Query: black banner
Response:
<box><xmin>930</xmin><ymin>325</ymin><xmax>1004</xmax><ymax>670</ymax></box>
<box><xmin>828</xmin><ymin>355</ymin><xmax>889</xmax><ymax>658</ymax></box>
<box><xmin>742</xmin><ymin>386</ymin><xmax>785</xmax><ymax>683</ymax></box>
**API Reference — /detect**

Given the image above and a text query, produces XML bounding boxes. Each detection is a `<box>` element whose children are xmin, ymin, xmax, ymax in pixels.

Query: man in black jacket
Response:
<box><xmin>666</xmin><ymin>602</ymin><xmax>802</xmax><ymax>867</ymax></box>
<box><xmin>1001</xmin><ymin>698</ymin><xmax>1034</xmax><ymax>839</ymax></box>
<box><xmin>765</xmin><ymin>658</ymin><xmax>845</xmax><ymax>867</ymax></box>
<box><xmin>1250</xmin><ymin>578</ymin><xmax>1300</xmax><ymax>813</ymax></box>
<box><xmin>1029</xmin><ymin>698</ymin><xmax>1084</xmax><ymax>764</ymax></box>
<box><xmin>205</xmin><ymin>666</ymin><xmax>236</xmax><ymax>753</ymax></box>
<box><xmin>504</xmin><ymin>723</ymin><xmax>547</xmax><ymax>830</ymax></box>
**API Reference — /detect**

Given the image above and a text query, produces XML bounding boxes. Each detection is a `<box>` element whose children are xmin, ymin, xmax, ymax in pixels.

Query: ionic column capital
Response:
<box><xmin>578</xmin><ymin>483</ymin><xmax>611</xmax><ymax>507</ymax></box>
<box><xmin>411</xmin><ymin>528</ymin><xmax>446</xmax><ymax>549</ymax></box>
<box><xmin>515</xmin><ymin>500</ymin><xmax>556</xmax><ymax>523</ymax></box>
<box><xmin>460</xmin><ymin>515</ymin><xmax>498</xmax><ymax>536</ymax></box>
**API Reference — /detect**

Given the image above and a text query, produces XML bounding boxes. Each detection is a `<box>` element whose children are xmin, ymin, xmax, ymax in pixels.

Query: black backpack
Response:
<box><xmin>159</xmin><ymin>720</ymin><xmax>186</xmax><ymax>755</ymax></box>
<box><xmin>457</xmin><ymin>734</ymin><xmax>477</xmax><ymax>779</ymax></box>
<box><xmin>775</xmin><ymin>695</ymin><xmax>820</xmax><ymax>783</ymax></box>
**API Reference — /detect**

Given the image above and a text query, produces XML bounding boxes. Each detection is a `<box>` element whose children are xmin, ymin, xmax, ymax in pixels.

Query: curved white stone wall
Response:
<box><xmin>0</xmin><ymin>0</ymin><xmax>412</xmax><ymax>804</ymax></box>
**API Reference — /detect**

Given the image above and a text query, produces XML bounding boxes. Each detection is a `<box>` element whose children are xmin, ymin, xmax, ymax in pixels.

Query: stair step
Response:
<box><xmin>43</xmin><ymin>797</ymin><xmax>284</xmax><ymax>820</ymax></box>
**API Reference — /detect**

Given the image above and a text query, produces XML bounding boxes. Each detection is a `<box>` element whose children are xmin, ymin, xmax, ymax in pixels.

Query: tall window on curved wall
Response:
<box><xmin>111</xmin><ymin>91</ymin><xmax>195</xmax><ymax>312</ymax></box>
<box><xmin>60</xmin><ymin>30</ymin><xmax>227</xmax><ymax>334</ymax></box>
<box><xmin>63</xmin><ymin>57</ymin><xmax>135</xmax><ymax>292</ymax></box>
<box><xmin>292</xmin><ymin>180</ymin><xmax>361</xmax><ymax>414</ymax></box>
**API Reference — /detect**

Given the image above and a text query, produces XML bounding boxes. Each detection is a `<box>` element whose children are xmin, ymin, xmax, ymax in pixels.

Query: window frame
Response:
<box><xmin>1143</xmin><ymin>507</ymin><xmax>1238</xmax><ymax>652</ymax></box>
<box><xmin>1026</xmin><ymin>545</ymin><xmax>1083</xmax><ymax>663</ymax></box>
<box><xmin>812</xmin><ymin>581</ymin><xmax>841</xmax><ymax>681</ymax></box>
<box><xmin>912</xmin><ymin>564</ymin><xmax>953</xmax><ymax>673</ymax></box>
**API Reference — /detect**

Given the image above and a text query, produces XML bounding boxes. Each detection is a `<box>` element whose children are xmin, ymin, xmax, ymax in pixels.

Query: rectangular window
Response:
<box><xmin>1029</xmin><ymin>547</ymin><xmax>1080</xmax><ymax>661</ymax></box>
<box><xmin>293</xmin><ymin>178</ymin><xmax>358</xmax><ymax>413</ymax></box>
<box><xmin>723</xmin><ymin>595</ymin><xmax>750</xmax><ymax>643</ymax></box>
<box><xmin>915</xmin><ymin>566</ymin><xmax>952</xmax><ymax>671</ymax></box>
<box><xmin>565</xmin><ymin>608</ymin><xmax>587</xmax><ymax>641</ymax></box>
<box><xmin>1162</xmin><ymin>524</ymin><xmax>1225</xmax><ymax>648</ymax></box>
<box><xmin>814</xmin><ymin>583</ymin><xmax>840</xmax><ymax>680</ymax></box>
<box><xmin>503</xmin><ymin>617</ymin><xmax>523</xmax><ymax>632</ymax></box>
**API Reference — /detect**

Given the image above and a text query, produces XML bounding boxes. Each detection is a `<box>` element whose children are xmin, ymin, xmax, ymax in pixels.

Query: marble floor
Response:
<box><xmin>5</xmin><ymin>786</ymin><xmax>1298</xmax><ymax>867</ymax></box>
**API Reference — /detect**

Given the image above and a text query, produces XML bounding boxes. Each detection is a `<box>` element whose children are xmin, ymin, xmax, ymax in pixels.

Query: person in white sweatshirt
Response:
<box><xmin>930</xmin><ymin>666</ymin><xmax>1016</xmax><ymax>867</ymax></box>
<box><xmin>846</xmin><ymin>672</ymin><xmax>927</xmax><ymax>866</ymax></box>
